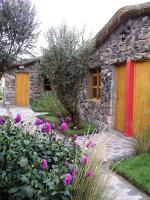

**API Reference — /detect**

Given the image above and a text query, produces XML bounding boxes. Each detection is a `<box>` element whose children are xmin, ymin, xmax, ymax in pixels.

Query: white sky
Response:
<box><xmin>31</xmin><ymin>0</ymin><xmax>147</xmax><ymax>55</ymax></box>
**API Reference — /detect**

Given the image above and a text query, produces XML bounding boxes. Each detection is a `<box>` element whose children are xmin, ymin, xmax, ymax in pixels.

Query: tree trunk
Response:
<box><xmin>56</xmin><ymin>88</ymin><xmax>80</xmax><ymax>129</ymax></box>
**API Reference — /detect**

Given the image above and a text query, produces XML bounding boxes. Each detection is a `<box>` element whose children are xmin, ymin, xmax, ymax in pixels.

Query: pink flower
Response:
<box><xmin>85</xmin><ymin>170</ymin><xmax>92</xmax><ymax>177</ymax></box>
<box><xmin>72</xmin><ymin>134</ymin><xmax>78</xmax><ymax>141</ymax></box>
<box><xmin>40</xmin><ymin>159</ymin><xmax>47</xmax><ymax>170</ymax></box>
<box><xmin>71</xmin><ymin>167</ymin><xmax>77</xmax><ymax>176</ymax></box>
<box><xmin>64</xmin><ymin>161</ymin><xmax>69</xmax><ymax>167</ymax></box>
<box><xmin>34</xmin><ymin>118</ymin><xmax>42</xmax><ymax>126</ymax></box>
<box><xmin>86</xmin><ymin>138</ymin><xmax>95</xmax><ymax>148</ymax></box>
<box><xmin>0</xmin><ymin>118</ymin><xmax>5</xmax><ymax>125</ymax></box>
<box><xmin>81</xmin><ymin>155</ymin><xmax>88</xmax><ymax>165</ymax></box>
<box><xmin>63</xmin><ymin>173</ymin><xmax>72</xmax><ymax>186</ymax></box>
<box><xmin>41</xmin><ymin>122</ymin><xmax>51</xmax><ymax>133</ymax></box>
<box><xmin>60</xmin><ymin>122</ymin><xmax>67</xmax><ymax>133</ymax></box>
<box><xmin>14</xmin><ymin>114</ymin><xmax>21</xmax><ymax>123</ymax></box>
<box><xmin>66</xmin><ymin>116</ymin><xmax>71</xmax><ymax>124</ymax></box>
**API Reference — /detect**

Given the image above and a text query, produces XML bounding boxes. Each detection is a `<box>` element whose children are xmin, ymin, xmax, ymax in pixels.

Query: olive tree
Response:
<box><xmin>41</xmin><ymin>24</ymin><xmax>95</xmax><ymax>128</ymax></box>
<box><xmin>0</xmin><ymin>0</ymin><xmax>39</xmax><ymax>78</ymax></box>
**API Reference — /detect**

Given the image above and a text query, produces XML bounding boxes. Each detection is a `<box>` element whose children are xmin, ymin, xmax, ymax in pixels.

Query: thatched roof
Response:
<box><xmin>95</xmin><ymin>2</ymin><xmax>150</xmax><ymax>48</ymax></box>
<box><xmin>12</xmin><ymin>57</ymin><xmax>40</xmax><ymax>68</ymax></box>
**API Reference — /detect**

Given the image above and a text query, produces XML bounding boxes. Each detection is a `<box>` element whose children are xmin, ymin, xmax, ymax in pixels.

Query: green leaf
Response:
<box><xmin>25</xmin><ymin>186</ymin><xmax>34</xmax><ymax>199</ymax></box>
<box><xmin>24</xmin><ymin>140</ymin><xmax>30</xmax><ymax>145</ymax></box>
<box><xmin>19</xmin><ymin>157</ymin><xmax>28</xmax><ymax>167</ymax></box>
<box><xmin>40</xmin><ymin>197</ymin><xmax>46</xmax><ymax>200</ymax></box>
<box><xmin>9</xmin><ymin>187</ymin><xmax>19</xmax><ymax>193</ymax></box>
<box><xmin>51</xmin><ymin>191</ymin><xmax>57</xmax><ymax>196</ymax></box>
<box><xmin>20</xmin><ymin>175</ymin><xmax>29</xmax><ymax>183</ymax></box>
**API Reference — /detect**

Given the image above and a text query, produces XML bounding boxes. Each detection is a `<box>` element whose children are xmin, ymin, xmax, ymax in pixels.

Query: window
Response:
<box><xmin>44</xmin><ymin>77</ymin><xmax>51</xmax><ymax>91</ymax></box>
<box><xmin>89</xmin><ymin>69</ymin><xmax>100</xmax><ymax>100</ymax></box>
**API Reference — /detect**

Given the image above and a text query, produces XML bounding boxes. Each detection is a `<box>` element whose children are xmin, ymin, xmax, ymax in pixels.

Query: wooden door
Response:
<box><xmin>133</xmin><ymin>61</ymin><xmax>150</xmax><ymax>135</ymax></box>
<box><xmin>15</xmin><ymin>73</ymin><xmax>29</xmax><ymax>106</ymax></box>
<box><xmin>115</xmin><ymin>64</ymin><xmax>126</xmax><ymax>132</ymax></box>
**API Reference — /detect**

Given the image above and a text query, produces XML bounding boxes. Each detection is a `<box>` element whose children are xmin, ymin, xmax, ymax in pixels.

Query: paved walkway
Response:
<box><xmin>9</xmin><ymin>106</ymin><xmax>36</xmax><ymax>123</ymax></box>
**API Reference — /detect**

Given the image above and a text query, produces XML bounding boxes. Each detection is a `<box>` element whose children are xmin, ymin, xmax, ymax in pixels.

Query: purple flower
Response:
<box><xmin>0</xmin><ymin>118</ymin><xmax>5</xmax><ymax>125</ymax></box>
<box><xmin>81</xmin><ymin>155</ymin><xmax>88</xmax><ymax>165</ymax></box>
<box><xmin>14</xmin><ymin>114</ymin><xmax>21</xmax><ymax>123</ymax></box>
<box><xmin>86</xmin><ymin>138</ymin><xmax>95</xmax><ymax>148</ymax></box>
<box><xmin>85</xmin><ymin>170</ymin><xmax>92</xmax><ymax>177</ymax></box>
<box><xmin>66</xmin><ymin>116</ymin><xmax>71</xmax><ymax>124</ymax></box>
<box><xmin>63</xmin><ymin>173</ymin><xmax>72</xmax><ymax>186</ymax></box>
<box><xmin>40</xmin><ymin>159</ymin><xmax>47</xmax><ymax>170</ymax></box>
<box><xmin>64</xmin><ymin>161</ymin><xmax>69</xmax><ymax>167</ymax></box>
<box><xmin>60</xmin><ymin>117</ymin><xmax>64</xmax><ymax>123</ymax></box>
<box><xmin>57</xmin><ymin>112</ymin><xmax>62</xmax><ymax>117</ymax></box>
<box><xmin>72</xmin><ymin>134</ymin><xmax>78</xmax><ymax>141</ymax></box>
<box><xmin>41</xmin><ymin>122</ymin><xmax>51</xmax><ymax>134</ymax></box>
<box><xmin>60</xmin><ymin>122</ymin><xmax>67</xmax><ymax>133</ymax></box>
<box><xmin>34</xmin><ymin>118</ymin><xmax>42</xmax><ymax>126</ymax></box>
<box><xmin>71</xmin><ymin>167</ymin><xmax>77</xmax><ymax>176</ymax></box>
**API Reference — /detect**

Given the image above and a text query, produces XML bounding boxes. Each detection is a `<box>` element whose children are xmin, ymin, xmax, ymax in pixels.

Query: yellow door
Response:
<box><xmin>133</xmin><ymin>61</ymin><xmax>150</xmax><ymax>135</ymax></box>
<box><xmin>15</xmin><ymin>73</ymin><xmax>29</xmax><ymax>106</ymax></box>
<box><xmin>115</xmin><ymin>64</ymin><xmax>126</xmax><ymax>132</ymax></box>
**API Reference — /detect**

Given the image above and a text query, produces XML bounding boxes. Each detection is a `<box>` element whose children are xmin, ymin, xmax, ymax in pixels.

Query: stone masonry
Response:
<box><xmin>3</xmin><ymin>63</ymin><xmax>44</xmax><ymax>105</ymax></box>
<box><xmin>79</xmin><ymin>15</ymin><xmax>150</xmax><ymax>130</ymax></box>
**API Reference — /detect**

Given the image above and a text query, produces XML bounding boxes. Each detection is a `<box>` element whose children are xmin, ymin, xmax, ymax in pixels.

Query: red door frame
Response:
<box><xmin>124</xmin><ymin>59</ymin><xmax>134</xmax><ymax>137</ymax></box>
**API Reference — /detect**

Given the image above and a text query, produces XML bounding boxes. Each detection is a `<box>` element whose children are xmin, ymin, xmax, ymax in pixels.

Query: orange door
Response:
<box><xmin>115</xmin><ymin>64</ymin><xmax>126</xmax><ymax>132</ymax></box>
<box><xmin>15</xmin><ymin>73</ymin><xmax>29</xmax><ymax>106</ymax></box>
<box><xmin>133</xmin><ymin>61</ymin><xmax>150</xmax><ymax>135</ymax></box>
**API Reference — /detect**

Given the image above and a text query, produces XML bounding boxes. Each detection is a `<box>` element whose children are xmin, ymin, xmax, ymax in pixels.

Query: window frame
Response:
<box><xmin>44</xmin><ymin>77</ymin><xmax>51</xmax><ymax>91</ymax></box>
<box><xmin>89</xmin><ymin>69</ymin><xmax>100</xmax><ymax>100</ymax></box>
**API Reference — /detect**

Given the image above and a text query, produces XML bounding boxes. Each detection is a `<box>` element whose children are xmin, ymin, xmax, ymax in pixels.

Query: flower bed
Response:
<box><xmin>0</xmin><ymin>115</ymin><xmax>112</xmax><ymax>200</ymax></box>
<box><xmin>38</xmin><ymin>114</ymin><xmax>96</xmax><ymax>136</ymax></box>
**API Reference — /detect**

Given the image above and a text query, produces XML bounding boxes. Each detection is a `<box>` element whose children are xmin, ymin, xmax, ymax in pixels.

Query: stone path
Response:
<box><xmin>109</xmin><ymin>173</ymin><xmax>149</xmax><ymax>200</ymax></box>
<box><xmin>9</xmin><ymin>106</ymin><xmax>36</xmax><ymax>123</ymax></box>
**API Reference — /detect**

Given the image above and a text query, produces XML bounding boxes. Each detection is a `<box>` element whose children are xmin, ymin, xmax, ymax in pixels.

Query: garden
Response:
<box><xmin>0</xmin><ymin>114</ymin><xmax>112</xmax><ymax>200</ymax></box>
<box><xmin>31</xmin><ymin>92</ymin><xmax>96</xmax><ymax>136</ymax></box>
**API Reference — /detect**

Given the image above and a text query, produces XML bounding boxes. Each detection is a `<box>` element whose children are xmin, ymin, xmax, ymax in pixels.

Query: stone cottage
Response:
<box><xmin>79</xmin><ymin>2</ymin><xmax>150</xmax><ymax>137</ymax></box>
<box><xmin>1</xmin><ymin>58</ymin><xmax>50</xmax><ymax>107</ymax></box>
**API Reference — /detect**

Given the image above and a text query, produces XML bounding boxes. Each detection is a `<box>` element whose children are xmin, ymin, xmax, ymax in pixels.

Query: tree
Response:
<box><xmin>0</xmin><ymin>0</ymin><xmax>39</xmax><ymax>78</ymax></box>
<box><xmin>41</xmin><ymin>24</ymin><xmax>95</xmax><ymax>128</ymax></box>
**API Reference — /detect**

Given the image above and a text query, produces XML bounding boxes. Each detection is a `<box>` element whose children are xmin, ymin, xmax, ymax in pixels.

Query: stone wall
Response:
<box><xmin>78</xmin><ymin>16</ymin><xmax>150</xmax><ymax>130</ymax></box>
<box><xmin>3</xmin><ymin>64</ymin><xmax>44</xmax><ymax>105</ymax></box>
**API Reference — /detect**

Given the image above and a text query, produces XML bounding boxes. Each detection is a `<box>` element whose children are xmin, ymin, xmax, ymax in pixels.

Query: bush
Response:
<box><xmin>0</xmin><ymin>117</ymin><xmax>80</xmax><ymax>200</ymax></box>
<box><xmin>0</xmin><ymin>116</ymin><xmax>113</xmax><ymax>200</ymax></box>
<box><xmin>132</xmin><ymin>130</ymin><xmax>150</xmax><ymax>154</ymax></box>
<box><xmin>31</xmin><ymin>91</ymin><xmax>68</xmax><ymax>117</ymax></box>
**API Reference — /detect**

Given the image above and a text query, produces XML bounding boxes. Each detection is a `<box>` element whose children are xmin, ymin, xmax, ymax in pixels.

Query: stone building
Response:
<box><xmin>2</xmin><ymin>58</ymin><xmax>50</xmax><ymax>106</ymax></box>
<box><xmin>79</xmin><ymin>2</ymin><xmax>150</xmax><ymax>137</ymax></box>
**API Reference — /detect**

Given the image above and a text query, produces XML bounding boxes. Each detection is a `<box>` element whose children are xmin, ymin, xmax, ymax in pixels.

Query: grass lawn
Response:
<box><xmin>112</xmin><ymin>154</ymin><xmax>150</xmax><ymax>194</ymax></box>
<box><xmin>38</xmin><ymin>114</ymin><xmax>96</xmax><ymax>136</ymax></box>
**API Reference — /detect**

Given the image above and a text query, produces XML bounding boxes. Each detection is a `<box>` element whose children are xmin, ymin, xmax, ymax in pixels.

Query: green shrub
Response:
<box><xmin>132</xmin><ymin>130</ymin><xmax>150</xmax><ymax>154</ymax></box>
<box><xmin>31</xmin><ymin>91</ymin><xmax>68</xmax><ymax>117</ymax></box>
<box><xmin>0</xmin><ymin>118</ymin><xmax>80</xmax><ymax>200</ymax></box>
